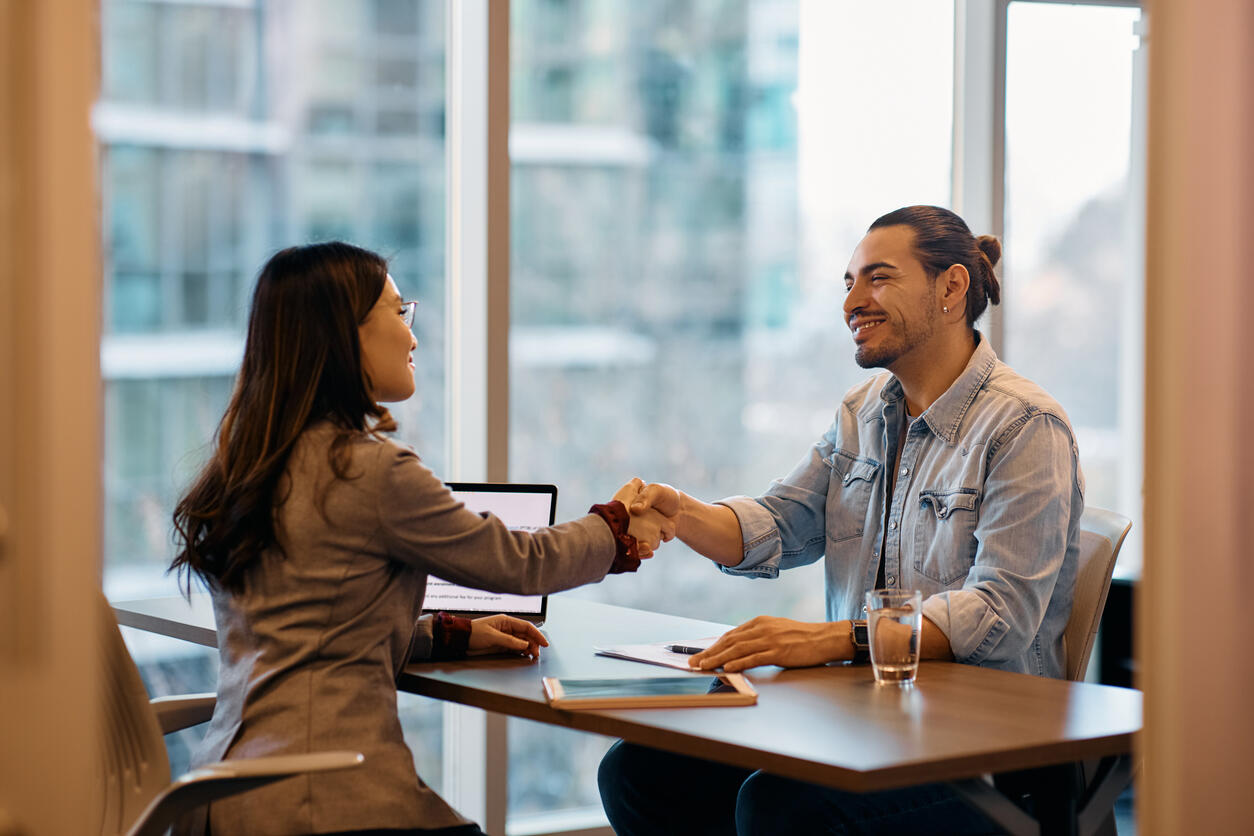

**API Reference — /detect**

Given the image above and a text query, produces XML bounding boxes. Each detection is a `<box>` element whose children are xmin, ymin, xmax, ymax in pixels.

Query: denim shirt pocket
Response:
<box><xmin>823</xmin><ymin>452</ymin><xmax>880</xmax><ymax>544</ymax></box>
<box><xmin>913</xmin><ymin>487</ymin><xmax>980</xmax><ymax>585</ymax></box>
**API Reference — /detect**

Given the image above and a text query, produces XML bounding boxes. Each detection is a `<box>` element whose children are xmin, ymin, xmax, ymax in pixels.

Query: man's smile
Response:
<box><xmin>849</xmin><ymin>316</ymin><xmax>887</xmax><ymax>340</ymax></box>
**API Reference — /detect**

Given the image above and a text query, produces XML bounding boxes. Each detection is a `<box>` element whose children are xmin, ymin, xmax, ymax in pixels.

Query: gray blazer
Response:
<box><xmin>180</xmin><ymin>423</ymin><xmax>616</xmax><ymax>835</ymax></box>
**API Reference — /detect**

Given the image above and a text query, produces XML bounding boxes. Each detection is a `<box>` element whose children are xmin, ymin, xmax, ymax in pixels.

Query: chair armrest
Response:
<box><xmin>150</xmin><ymin>693</ymin><xmax>217</xmax><ymax>734</ymax></box>
<box><xmin>125</xmin><ymin>750</ymin><xmax>364</xmax><ymax>836</ymax></box>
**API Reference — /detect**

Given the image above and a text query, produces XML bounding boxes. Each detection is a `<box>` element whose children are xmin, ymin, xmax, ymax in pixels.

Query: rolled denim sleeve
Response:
<box><xmin>715</xmin><ymin>496</ymin><xmax>785</xmax><ymax>577</ymax></box>
<box><xmin>715</xmin><ymin>438</ymin><xmax>835</xmax><ymax>578</ymax></box>
<box><xmin>922</xmin><ymin>413</ymin><xmax>1083</xmax><ymax>667</ymax></box>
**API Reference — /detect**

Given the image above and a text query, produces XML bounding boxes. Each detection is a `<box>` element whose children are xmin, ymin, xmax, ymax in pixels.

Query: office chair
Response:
<box><xmin>1065</xmin><ymin>507</ymin><xmax>1133</xmax><ymax>682</ymax></box>
<box><xmin>96</xmin><ymin>594</ymin><xmax>363</xmax><ymax>836</ymax></box>
<box><xmin>956</xmin><ymin>506</ymin><xmax>1134</xmax><ymax>836</ymax></box>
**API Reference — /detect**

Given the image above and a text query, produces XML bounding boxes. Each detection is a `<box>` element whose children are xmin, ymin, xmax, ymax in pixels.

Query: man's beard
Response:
<box><xmin>853</xmin><ymin>303</ymin><xmax>938</xmax><ymax>370</ymax></box>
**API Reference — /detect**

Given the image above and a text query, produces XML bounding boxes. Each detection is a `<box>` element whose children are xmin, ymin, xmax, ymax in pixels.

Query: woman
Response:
<box><xmin>170</xmin><ymin>242</ymin><xmax>671</xmax><ymax>835</ymax></box>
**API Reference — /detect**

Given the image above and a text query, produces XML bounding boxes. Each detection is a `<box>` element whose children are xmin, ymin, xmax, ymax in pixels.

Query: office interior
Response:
<box><xmin>1</xmin><ymin>0</ymin><xmax>1251</xmax><ymax>834</ymax></box>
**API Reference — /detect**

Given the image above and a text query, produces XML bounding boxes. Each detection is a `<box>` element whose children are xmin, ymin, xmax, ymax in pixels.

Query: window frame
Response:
<box><xmin>466</xmin><ymin>2</ymin><xmax>1144</xmax><ymax>832</ymax></box>
<box><xmin>92</xmin><ymin>1</ymin><xmax>1147</xmax><ymax>833</ymax></box>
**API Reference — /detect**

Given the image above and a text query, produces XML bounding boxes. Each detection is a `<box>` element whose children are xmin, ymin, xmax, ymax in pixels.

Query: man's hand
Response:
<box><xmin>613</xmin><ymin>478</ymin><xmax>677</xmax><ymax>557</ymax></box>
<box><xmin>626</xmin><ymin>481</ymin><xmax>745</xmax><ymax>566</ymax></box>
<box><xmin>467</xmin><ymin>614</ymin><xmax>549</xmax><ymax>659</ymax></box>
<box><xmin>628</xmin><ymin>482</ymin><xmax>683</xmax><ymax>517</ymax></box>
<box><xmin>687</xmin><ymin>616</ymin><xmax>844</xmax><ymax>672</ymax></box>
<box><xmin>612</xmin><ymin>477</ymin><xmax>647</xmax><ymax>507</ymax></box>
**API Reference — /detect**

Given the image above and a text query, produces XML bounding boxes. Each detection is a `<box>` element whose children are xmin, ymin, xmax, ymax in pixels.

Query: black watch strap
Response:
<box><xmin>850</xmin><ymin>619</ymin><xmax>870</xmax><ymax>663</ymax></box>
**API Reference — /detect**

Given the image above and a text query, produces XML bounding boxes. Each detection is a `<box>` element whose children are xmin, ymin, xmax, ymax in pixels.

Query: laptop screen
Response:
<box><xmin>421</xmin><ymin>482</ymin><xmax>557</xmax><ymax>622</ymax></box>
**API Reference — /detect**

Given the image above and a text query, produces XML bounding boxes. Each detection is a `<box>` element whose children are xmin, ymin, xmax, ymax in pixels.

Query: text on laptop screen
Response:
<box><xmin>422</xmin><ymin>485</ymin><xmax>555</xmax><ymax>616</ymax></box>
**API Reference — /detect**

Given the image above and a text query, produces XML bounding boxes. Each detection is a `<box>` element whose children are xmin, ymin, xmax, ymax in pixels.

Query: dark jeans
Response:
<box><xmin>597</xmin><ymin>741</ymin><xmax>999</xmax><ymax>836</ymax></box>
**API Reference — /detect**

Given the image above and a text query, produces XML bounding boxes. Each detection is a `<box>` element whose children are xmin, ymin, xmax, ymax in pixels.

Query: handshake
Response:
<box><xmin>612</xmin><ymin>477</ymin><xmax>681</xmax><ymax>560</ymax></box>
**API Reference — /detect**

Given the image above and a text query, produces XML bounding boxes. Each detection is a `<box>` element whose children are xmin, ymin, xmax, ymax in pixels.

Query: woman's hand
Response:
<box><xmin>467</xmin><ymin>614</ymin><xmax>549</xmax><ymax>659</ymax></box>
<box><xmin>627</xmin><ymin>508</ymin><xmax>676</xmax><ymax>557</ymax></box>
<box><xmin>612</xmin><ymin>478</ymin><xmax>676</xmax><ymax>557</ymax></box>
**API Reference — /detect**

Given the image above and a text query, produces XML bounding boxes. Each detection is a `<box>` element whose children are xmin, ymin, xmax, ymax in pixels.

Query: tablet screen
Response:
<box><xmin>555</xmin><ymin>676</ymin><xmax>734</xmax><ymax>699</ymax></box>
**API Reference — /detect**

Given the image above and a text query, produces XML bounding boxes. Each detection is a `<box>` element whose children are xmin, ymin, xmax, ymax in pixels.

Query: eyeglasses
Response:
<box><xmin>400</xmin><ymin>300</ymin><xmax>418</xmax><ymax>329</ymax></box>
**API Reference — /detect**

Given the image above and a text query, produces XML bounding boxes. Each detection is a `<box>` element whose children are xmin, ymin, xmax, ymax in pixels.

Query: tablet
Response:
<box><xmin>542</xmin><ymin>674</ymin><xmax>757</xmax><ymax>710</ymax></box>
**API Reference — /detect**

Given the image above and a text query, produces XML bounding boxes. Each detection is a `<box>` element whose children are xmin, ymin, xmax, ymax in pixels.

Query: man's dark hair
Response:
<box><xmin>870</xmin><ymin>205</ymin><xmax>1002</xmax><ymax>326</ymax></box>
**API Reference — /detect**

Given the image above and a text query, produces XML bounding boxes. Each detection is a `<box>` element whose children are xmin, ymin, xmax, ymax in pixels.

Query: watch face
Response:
<box><xmin>853</xmin><ymin>622</ymin><xmax>869</xmax><ymax>647</ymax></box>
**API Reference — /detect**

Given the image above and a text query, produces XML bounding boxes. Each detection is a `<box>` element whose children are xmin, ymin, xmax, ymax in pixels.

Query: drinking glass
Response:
<box><xmin>865</xmin><ymin>589</ymin><xmax>923</xmax><ymax>685</ymax></box>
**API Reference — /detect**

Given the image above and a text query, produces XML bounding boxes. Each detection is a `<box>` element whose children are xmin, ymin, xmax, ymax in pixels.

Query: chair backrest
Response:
<box><xmin>95</xmin><ymin>594</ymin><xmax>173</xmax><ymax>836</ymax></box>
<box><xmin>1063</xmin><ymin>507</ymin><xmax>1132</xmax><ymax>682</ymax></box>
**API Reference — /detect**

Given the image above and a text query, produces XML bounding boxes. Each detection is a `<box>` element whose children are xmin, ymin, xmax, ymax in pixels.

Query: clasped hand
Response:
<box><xmin>612</xmin><ymin>477</ymin><xmax>678</xmax><ymax>559</ymax></box>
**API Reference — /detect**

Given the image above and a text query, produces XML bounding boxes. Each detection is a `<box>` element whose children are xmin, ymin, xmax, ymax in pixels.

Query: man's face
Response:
<box><xmin>842</xmin><ymin>225</ymin><xmax>940</xmax><ymax>371</ymax></box>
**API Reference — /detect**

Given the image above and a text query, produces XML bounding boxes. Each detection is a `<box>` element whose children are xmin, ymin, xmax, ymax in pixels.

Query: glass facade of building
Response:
<box><xmin>98</xmin><ymin>0</ymin><xmax>449</xmax><ymax>784</ymax></box>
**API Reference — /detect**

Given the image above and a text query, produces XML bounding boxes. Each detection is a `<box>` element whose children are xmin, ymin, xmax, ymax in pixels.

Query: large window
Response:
<box><xmin>98</xmin><ymin>0</ymin><xmax>448</xmax><ymax>779</ymax></box>
<box><xmin>507</xmin><ymin>0</ymin><xmax>953</xmax><ymax>824</ymax></box>
<box><xmin>99</xmin><ymin>1</ymin><xmax>1145</xmax><ymax>833</ymax></box>
<box><xmin>1002</xmin><ymin>0</ymin><xmax>1144</xmax><ymax>573</ymax></box>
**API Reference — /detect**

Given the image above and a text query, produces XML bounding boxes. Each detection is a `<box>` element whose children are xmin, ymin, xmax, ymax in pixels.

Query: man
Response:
<box><xmin>600</xmin><ymin>205</ymin><xmax>1085</xmax><ymax>835</ymax></box>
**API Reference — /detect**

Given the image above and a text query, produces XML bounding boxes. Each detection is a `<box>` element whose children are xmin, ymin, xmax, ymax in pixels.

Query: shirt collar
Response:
<box><xmin>876</xmin><ymin>331</ymin><xmax>998</xmax><ymax>443</ymax></box>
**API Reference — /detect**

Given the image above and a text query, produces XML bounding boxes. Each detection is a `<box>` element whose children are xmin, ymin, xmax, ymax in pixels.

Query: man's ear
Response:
<box><xmin>939</xmin><ymin>264</ymin><xmax>970</xmax><ymax>314</ymax></box>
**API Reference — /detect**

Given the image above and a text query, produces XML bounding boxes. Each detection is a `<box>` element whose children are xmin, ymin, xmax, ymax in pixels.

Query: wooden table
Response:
<box><xmin>114</xmin><ymin>594</ymin><xmax>1140</xmax><ymax>835</ymax></box>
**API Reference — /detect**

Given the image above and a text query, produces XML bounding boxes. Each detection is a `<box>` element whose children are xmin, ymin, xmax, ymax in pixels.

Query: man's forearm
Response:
<box><xmin>675</xmin><ymin>493</ymin><xmax>746</xmax><ymax>566</ymax></box>
<box><xmin>920</xmin><ymin>615</ymin><xmax>955</xmax><ymax>661</ymax></box>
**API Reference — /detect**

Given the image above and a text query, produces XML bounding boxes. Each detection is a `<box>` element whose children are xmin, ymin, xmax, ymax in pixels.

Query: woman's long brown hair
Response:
<box><xmin>170</xmin><ymin>242</ymin><xmax>395</xmax><ymax>594</ymax></box>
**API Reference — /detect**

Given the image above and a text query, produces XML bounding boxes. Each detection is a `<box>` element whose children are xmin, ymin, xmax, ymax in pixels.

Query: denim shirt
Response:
<box><xmin>719</xmin><ymin>334</ymin><xmax>1085</xmax><ymax>678</ymax></box>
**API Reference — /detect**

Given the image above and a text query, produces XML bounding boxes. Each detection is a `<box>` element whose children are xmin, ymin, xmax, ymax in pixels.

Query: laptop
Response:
<box><xmin>421</xmin><ymin>482</ymin><xmax>558</xmax><ymax>625</ymax></box>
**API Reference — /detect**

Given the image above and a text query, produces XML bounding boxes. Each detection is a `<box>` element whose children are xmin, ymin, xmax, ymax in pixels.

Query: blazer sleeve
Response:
<box><xmin>375</xmin><ymin>442</ymin><xmax>617</xmax><ymax>596</ymax></box>
<box><xmin>408</xmin><ymin>613</ymin><xmax>473</xmax><ymax>662</ymax></box>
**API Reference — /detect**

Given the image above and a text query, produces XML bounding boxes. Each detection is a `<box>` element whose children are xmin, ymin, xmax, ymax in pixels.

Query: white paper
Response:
<box><xmin>593</xmin><ymin>637</ymin><xmax>721</xmax><ymax>671</ymax></box>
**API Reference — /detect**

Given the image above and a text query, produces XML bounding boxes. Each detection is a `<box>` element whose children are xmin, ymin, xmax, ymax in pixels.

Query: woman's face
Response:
<box><xmin>358</xmin><ymin>275</ymin><xmax>417</xmax><ymax>403</ymax></box>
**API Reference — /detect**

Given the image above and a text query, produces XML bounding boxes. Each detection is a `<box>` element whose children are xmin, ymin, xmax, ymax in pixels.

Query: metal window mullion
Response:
<box><xmin>1116</xmin><ymin>12</ymin><xmax>1148</xmax><ymax>579</ymax></box>
<box><xmin>443</xmin><ymin>1</ymin><xmax>510</xmax><ymax>834</ymax></box>
<box><xmin>951</xmin><ymin>0</ymin><xmax>1008</xmax><ymax>355</ymax></box>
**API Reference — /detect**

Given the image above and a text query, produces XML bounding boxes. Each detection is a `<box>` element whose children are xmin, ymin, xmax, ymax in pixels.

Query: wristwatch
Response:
<box><xmin>849</xmin><ymin>619</ymin><xmax>870</xmax><ymax>663</ymax></box>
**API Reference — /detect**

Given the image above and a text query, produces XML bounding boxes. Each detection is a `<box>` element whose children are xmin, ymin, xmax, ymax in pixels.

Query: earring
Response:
<box><xmin>943</xmin><ymin>306</ymin><xmax>949</xmax><ymax>314</ymax></box>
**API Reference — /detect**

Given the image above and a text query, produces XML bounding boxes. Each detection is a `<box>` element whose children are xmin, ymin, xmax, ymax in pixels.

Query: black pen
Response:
<box><xmin>666</xmin><ymin>644</ymin><xmax>706</xmax><ymax>655</ymax></box>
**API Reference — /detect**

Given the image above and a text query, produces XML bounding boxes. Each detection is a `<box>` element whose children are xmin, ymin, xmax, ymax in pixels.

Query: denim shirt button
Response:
<box><xmin>937</xmin><ymin>507</ymin><xmax>948</xmax><ymax>518</ymax></box>
<box><xmin>888</xmin><ymin>520</ymin><xmax>897</xmax><ymax>530</ymax></box>
<box><xmin>887</xmin><ymin>575</ymin><xmax>896</xmax><ymax>585</ymax></box>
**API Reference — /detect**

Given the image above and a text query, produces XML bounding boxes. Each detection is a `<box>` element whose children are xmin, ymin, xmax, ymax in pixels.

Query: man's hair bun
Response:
<box><xmin>976</xmin><ymin>235</ymin><xmax>1002</xmax><ymax>269</ymax></box>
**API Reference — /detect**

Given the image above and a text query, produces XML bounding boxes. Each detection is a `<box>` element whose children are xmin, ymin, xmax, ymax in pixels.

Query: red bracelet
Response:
<box><xmin>589</xmin><ymin>500</ymin><xmax>641</xmax><ymax>574</ymax></box>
